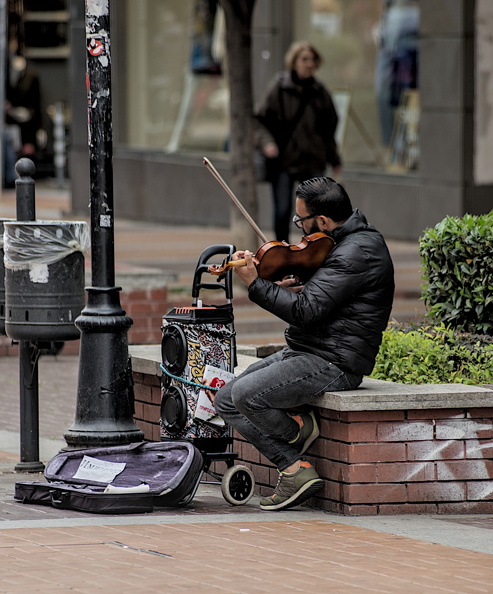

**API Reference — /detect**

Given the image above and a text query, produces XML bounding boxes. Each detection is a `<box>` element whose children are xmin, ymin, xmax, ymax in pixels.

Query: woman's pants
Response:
<box><xmin>271</xmin><ymin>171</ymin><xmax>294</xmax><ymax>242</ymax></box>
<box><xmin>271</xmin><ymin>171</ymin><xmax>323</xmax><ymax>242</ymax></box>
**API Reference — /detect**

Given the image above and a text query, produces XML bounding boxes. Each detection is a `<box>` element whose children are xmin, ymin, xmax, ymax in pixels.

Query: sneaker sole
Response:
<box><xmin>299</xmin><ymin>411</ymin><xmax>320</xmax><ymax>455</ymax></box>
<box><xmin>259</xmin><ymin>478</ymin><xmax>324</xmax><ymax>511</ymax></box>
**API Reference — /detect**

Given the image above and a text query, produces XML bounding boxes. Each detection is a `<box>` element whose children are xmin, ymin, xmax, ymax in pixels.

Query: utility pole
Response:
<box><xmin>0</xmin><ymin>0</ymin><xmax>7</xmax><ymax>187</ymax></box>
<box><xmin>64</xmin><ymin>0</ymin><xmax>143</xmax><ymax>448</ymax></box>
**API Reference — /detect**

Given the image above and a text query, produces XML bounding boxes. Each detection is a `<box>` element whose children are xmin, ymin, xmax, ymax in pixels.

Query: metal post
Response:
<box><xmin>52</xmin><ymin>102</ymin><xmax>66</xmax><ymax>189</ymax></box>
<box><xmin>13</xmin><ymin>158</ymin><xmax>44</xmax><ymax>473</ymax></box>
<box><xmin>64</xmin><ymin>0</ymin><xmax>143</xmax><ymax>448</ymax></box>
<box><xmin>0</xmin><ymin>0</ymin><xmax>7</xmax><ymax>187</ymax></box>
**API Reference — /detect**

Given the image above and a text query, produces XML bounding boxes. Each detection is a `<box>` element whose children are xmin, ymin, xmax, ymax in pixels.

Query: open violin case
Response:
<box><xmin>14</xmin><ymin>441</ymin><xmax>204</xmax><ymax>514</ymax></box>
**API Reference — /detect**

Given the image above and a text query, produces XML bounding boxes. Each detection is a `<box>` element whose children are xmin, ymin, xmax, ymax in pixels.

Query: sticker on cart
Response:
<box><xmin>194</xmin><ymin>365</ymin><xmax>234</xmax><ymax>426</ymax></box>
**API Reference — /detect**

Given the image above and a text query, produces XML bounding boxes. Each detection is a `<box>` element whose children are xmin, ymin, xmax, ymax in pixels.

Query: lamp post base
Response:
<box><xmin>14</xmin><ymin>460</ymin><xmax>45</xmax><ymax>473</ymax></box>
<box><xmin>64</xmin><ymin>287</ymin><xmax>144</xmax><ymax>450</ymax></box>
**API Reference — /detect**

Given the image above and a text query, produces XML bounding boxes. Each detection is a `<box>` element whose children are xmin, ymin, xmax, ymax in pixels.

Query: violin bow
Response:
<box><xmin>203</xmin><ymin>157</ymin><xmax>268</xmax><ymax>244</ymax></box>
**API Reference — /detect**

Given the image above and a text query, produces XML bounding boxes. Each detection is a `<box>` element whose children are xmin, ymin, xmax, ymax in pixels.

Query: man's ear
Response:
<box><xmin>318</xmin><ymin>215</ymin><xmax>336</xmax><ymax>232</ymax></box>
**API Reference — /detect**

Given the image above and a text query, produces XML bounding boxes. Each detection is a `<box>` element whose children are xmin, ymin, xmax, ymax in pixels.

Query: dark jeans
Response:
<box><xmin>271</xmin><ymin>171</ymin><xmax>324</xmax><ymax>242</ymax></box>
<box><xmin>214</xmin><ymin>348</ymin><xmax>362</xmax><ymax>471</ymax></box>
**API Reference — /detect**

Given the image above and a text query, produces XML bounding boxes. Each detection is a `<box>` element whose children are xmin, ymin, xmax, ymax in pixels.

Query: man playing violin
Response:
<box><xmin>207</xmin><ymin>176</ymin><xmax>394</xmax><ymax>511</ymax></box>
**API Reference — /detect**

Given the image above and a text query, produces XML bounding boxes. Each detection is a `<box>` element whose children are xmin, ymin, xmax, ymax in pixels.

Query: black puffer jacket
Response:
<box><xmin>247</xmin><ymin>210</ymin><xmax>395</xmax><ymax>375</ymax></box>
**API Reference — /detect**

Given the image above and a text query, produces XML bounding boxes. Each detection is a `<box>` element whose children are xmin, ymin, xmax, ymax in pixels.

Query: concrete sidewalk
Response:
<box><xmin>1</xmin><ymin>183</ymin><xmax>492</xmax><ymax>592</ymax></box>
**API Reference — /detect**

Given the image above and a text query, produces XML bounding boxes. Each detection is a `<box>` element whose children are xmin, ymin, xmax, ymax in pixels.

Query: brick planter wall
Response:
<box><xmin>133</xmin><ymin>368</ymin><xmax>162</xmax><ymax>442</ymax></box>
<box><xmin>120</xmin><ymin>286</ymin><xmax>167</xmax><ymax>346</ymax></box>
<box><xmin>129</xmin><ymin>345</ymin><xmax>493</xmax><ymax>516</ymax></box>
<box><xmin>235</xmin><ymin>406</ymin><xmax>493</xmax><ymax>515</ymax></box>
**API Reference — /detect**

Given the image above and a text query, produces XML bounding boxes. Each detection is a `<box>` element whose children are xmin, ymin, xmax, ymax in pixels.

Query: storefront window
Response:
<box><xmin>295</xmin><ymin>0</ymin><xmax>419</xmax><ymax>172</ymax></box>
<box><xmin>121</xmin><ymin>0</ymin><xmax>419</xmax><ymax>172</ymax></box>
<box><xmin>123</xmin><ymin>0</ymin><xmax>229</xmax><ymax>153</ymax></box>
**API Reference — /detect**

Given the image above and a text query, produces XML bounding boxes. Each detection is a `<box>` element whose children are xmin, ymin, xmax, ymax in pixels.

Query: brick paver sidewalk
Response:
<box><xmin>1</xmin><ymin>353</ymin><xmax>492</xmax><ymax>592</ymax></box>
<box><xmin>2</xmin><ymin>183</ymin><xmax>491</xmax><ymax>593</ymax></box>
<box><xmin>1</xmin><ymin>518</ymin><xmax>493</xmax><ymax>593</ymax></box>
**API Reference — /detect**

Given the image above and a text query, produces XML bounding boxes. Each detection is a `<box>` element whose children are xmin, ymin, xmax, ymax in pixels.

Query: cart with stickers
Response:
<box><xmin>159</xmin><ymin>244</ymin><xmax>255</xmax><ymax>506</ymax></box>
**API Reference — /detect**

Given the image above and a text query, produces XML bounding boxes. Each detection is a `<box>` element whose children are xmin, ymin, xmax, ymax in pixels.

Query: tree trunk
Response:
<box><xmin>218</xmin><ymin>0</ymin><xmax>260</xmax><ymax>252</ymax></box>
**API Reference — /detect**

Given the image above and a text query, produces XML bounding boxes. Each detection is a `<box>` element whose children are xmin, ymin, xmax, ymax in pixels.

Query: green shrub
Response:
<box><xmin>370</xmin><ymin>322</ymin><xmax>493</xmax><ymax>385</ymax></box>
<box><xmin>419</xmin><ymin>212</ymin><xmax>493</xmax><ymax>334</ymax></box>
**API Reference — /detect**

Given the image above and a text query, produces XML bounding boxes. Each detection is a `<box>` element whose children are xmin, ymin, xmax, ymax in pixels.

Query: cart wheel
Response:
<box><xmin>221</xmin><ymin>465</ymin><xmax>255</xmax><ymax>506</ymax></box>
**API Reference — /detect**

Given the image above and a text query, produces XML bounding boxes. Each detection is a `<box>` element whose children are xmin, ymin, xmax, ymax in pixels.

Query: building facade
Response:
<box><xmin>68</xmin><ymin>0</ymin><xmax>492</xmax><ymax>241</ymax></box>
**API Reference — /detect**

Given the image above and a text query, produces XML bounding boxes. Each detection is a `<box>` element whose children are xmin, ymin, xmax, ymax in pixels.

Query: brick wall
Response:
<box><xmin>0</xmin><ymin>336</ymin><xmax>17</xmax><ymax>357</ymax></box>
<box><xmin>235</xmin><ymin>407</ymin><xmax>493</xmax><ymax>515</ymax></box>
<box><xmin>129</xmin><ymin>349</ymin><xmax>493</xmax><ymax>516</ymax></box>
<box><xmin>0</xmin><ymin>336</ymin><xmax>80</xmax><ymax>357</ymax></box>
<box><xmin>120</xmin><ymin>286</ymin><xmax>167</xmax><ymax>345</ymax></box>
<box><xmin>133</xmin><ymin>370</ymin><xmax>162</xmax><ymax>442</ymax></box>
<box><xmin>0</xmin><ymin>285</ymin><xmax>168</xmax><ymax>357</ymax></box>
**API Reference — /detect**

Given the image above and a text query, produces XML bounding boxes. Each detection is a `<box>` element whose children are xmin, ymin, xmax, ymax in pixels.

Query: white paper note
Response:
<box><xmin>73</xmin><ymin>455</ymin><xmax>126</xmax><ymax>483</ymax></box>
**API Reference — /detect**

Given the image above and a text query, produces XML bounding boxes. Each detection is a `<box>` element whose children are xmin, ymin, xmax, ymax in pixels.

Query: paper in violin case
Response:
<box><xmin>14</xmin><ymin>441</ymin><xmax>203</xmax><ymax>514</ymax></box>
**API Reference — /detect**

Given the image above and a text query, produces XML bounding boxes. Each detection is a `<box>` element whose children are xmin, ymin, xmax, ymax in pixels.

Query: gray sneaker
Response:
<box><xmin>289</xmin><ymin>411</ymin><xmax>319</xmax><ymax>454</ymax></box>
<box><xmin>259</xmin><ymin>462</ymin><xmax>324</xmax><ymax>511</ymax></box>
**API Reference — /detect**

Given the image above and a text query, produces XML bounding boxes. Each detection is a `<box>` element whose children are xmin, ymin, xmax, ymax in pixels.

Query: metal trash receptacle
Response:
<box><xmin>3</xmin><ymin>220</ymin><xmax>89</xmax><ymax>342</ymax></box>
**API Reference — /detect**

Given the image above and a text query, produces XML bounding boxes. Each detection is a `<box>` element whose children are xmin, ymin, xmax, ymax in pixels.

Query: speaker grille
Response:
<box><xmin>161</xmin><ymin>324</ymin><xmax>188</xmax><ymax>375</ymax></box>
<box><xmin>160</xmin><ymin>385</ymin><xmax>187</xmax><ymax>436</ymax></box>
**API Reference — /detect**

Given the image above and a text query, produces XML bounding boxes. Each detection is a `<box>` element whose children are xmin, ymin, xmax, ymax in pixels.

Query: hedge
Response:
<box><xmin>419</xmin><ymin>212</ymin><xmax>493</xmax><ymax>334</ymax></box>
<box><xmin>370</xmin><ymin>322</ymin><xmax>493</xmax><ymax>385</ymax></box>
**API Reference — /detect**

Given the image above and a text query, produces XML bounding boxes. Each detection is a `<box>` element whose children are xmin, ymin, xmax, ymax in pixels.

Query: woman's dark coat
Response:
<box><xmin>256</xmin><ymin>70</ymin><xmax>342</xmax><ymax>177</ymax></box>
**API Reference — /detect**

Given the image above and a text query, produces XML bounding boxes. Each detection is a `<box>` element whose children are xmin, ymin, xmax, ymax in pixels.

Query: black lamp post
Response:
<box><xmin>64</xmin><ymin>0</ymin><xmax>143</xmax><ymax>448</ymax></box>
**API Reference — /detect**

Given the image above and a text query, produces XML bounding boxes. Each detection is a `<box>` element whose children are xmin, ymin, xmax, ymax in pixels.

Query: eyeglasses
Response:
<box><xmin>292</xmin><ymin>213</ymin><xmax>316</xmax><ymax>229</ymax></box>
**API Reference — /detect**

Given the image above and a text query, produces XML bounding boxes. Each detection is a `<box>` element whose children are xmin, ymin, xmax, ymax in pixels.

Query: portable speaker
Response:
<box><xmin>160</xmin><ymin>244</ymin><xmax>236</xmax><ymax>442</ymax></box>
<box><xmin>160</xmin><ymin>384</ymin><xmax>188</xmax><ymax>436</ymax></box>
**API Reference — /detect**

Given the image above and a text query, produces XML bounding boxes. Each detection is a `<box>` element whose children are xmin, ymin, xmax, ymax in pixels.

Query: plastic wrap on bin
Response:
<box><xmin>0</xmin><ymin>219</ymin><xmax>15</xmax><ymax>335</ymax></box>
<box><xmin>3</xmin><ymin>221</ymin><xmax>90</xmax><ymax>342</ymax></box>
<box><xmin>3</xmin><ymin>220</ymin><xmax>90</xmax><ymax>271</ymax></box>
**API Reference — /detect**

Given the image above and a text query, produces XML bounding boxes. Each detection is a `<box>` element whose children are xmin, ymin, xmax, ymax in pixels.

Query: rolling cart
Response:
<box><xmin>160</xmin><ymin>244</ymin><xmax>255</xmax><ymax>506</ymax></box>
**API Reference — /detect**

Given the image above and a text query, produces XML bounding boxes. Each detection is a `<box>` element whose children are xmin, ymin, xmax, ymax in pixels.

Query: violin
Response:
<box><xmin>203</xmin><ymin>157</ymin><xmax>335</xmax><ymax>283</ymax></box>
<box><xmin>208</xmin><ymin>233</ymin><xmax>334</xmax><ymax>283</ymax></box>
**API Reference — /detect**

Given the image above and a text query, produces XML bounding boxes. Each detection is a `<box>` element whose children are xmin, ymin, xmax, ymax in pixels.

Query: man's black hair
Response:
<box><xmin>295</xmin><ymin>176</ymin><xmax>353</xmax><ymax>223</ymax></box>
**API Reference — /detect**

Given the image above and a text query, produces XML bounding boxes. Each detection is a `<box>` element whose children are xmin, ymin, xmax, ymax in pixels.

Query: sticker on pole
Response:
<box><xmin>88</xmin><ymin>37</ymin><xmax>104</xmax><ymax>57</ymax></box>
<box><xmin>100</xmin><ymin>214</ymin><xmax>112</xmax><ymax>228</ymax></box>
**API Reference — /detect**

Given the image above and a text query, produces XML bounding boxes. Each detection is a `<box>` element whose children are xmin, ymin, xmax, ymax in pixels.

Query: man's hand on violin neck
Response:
<box><xmin>233</xmin><ymin>250</ymin><xmax>258</xmax><ymax>287</ymax></box>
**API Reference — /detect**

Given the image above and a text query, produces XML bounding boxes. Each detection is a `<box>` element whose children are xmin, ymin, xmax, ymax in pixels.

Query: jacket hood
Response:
<box><xmin>329</xmin><ymin>209</ymin><xmax>375</xmax><ymax>242</ymax></box>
